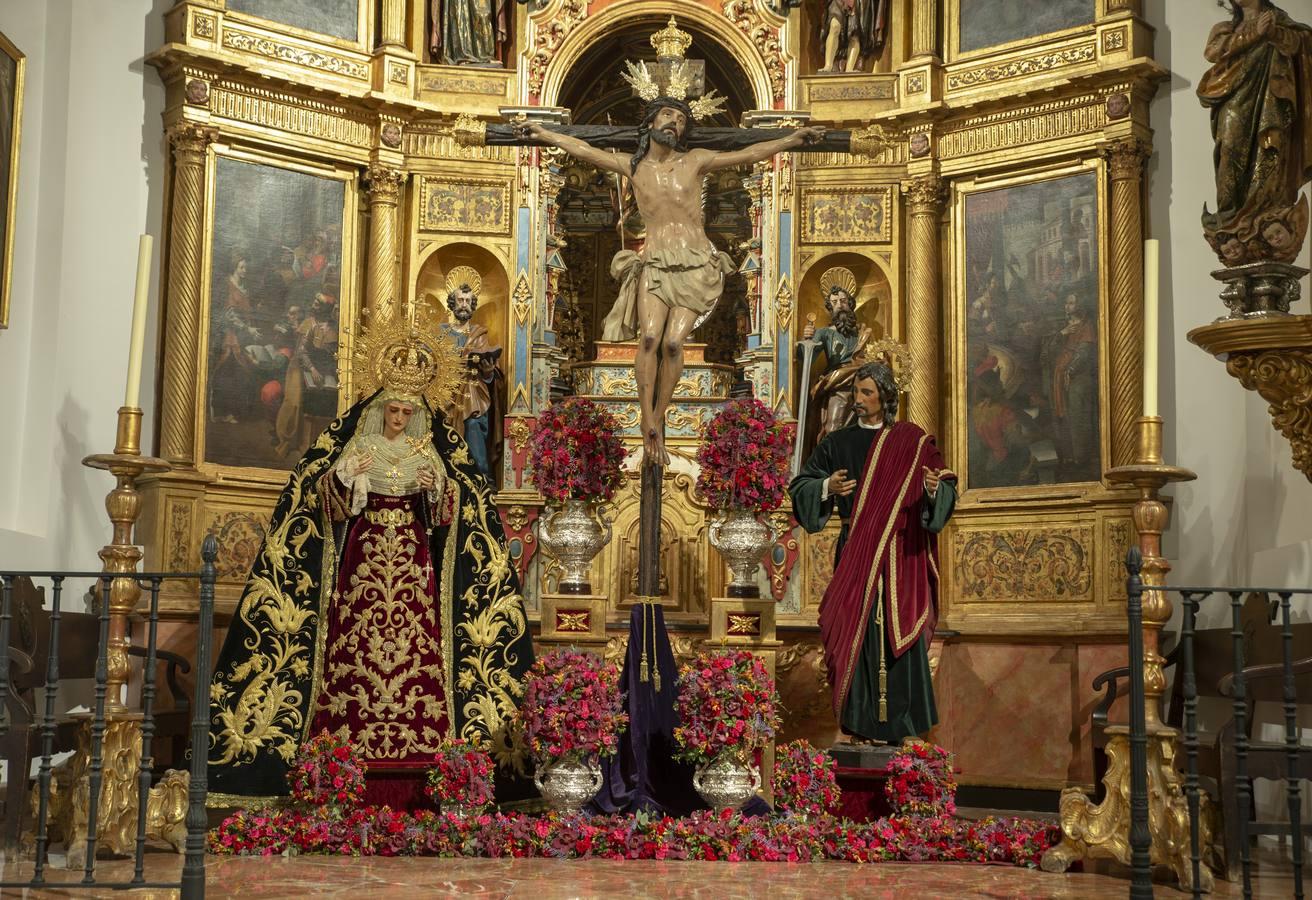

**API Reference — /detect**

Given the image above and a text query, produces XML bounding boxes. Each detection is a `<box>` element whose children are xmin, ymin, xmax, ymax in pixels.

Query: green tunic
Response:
<box><xmin>788</xmin><ymin>422</ymin><xmax>956</xmax><ymax>742</ymax></box>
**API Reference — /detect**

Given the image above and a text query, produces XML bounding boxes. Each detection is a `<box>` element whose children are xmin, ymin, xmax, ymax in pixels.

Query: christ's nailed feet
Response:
<box><xmin>643</xmin><ymin>427</ymin><xmax>670</xmax><ymax>468</ymax></box>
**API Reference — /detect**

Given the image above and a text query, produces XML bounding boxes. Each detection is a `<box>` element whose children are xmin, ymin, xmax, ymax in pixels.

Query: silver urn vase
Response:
<box><xmin>533</xmin><ymin>754</ymin><xmax>603</xmax><ymax>813</ymax></box>
<box><xmin>539</xmin><ymin>499</ymin><xmax>611</xmax><ymax>594</ymax></box>
<box><xmin>693</xmin><ymin>753</ymin><xmax>761</xmax><ymax>812</ymax></box>
<box><xmin>708</xmin><ymin>508</ymin><xmax>777</xmax><ymax>598</ymax></box>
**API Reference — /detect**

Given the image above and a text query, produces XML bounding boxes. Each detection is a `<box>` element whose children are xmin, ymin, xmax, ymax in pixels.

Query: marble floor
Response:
<box><xmin>0</xmin><ymin>852</ymin><xmax>1300</xmax><ymax>899</ymax></box>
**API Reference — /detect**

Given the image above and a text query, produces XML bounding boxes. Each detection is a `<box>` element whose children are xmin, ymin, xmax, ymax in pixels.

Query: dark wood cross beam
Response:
<box><xmin>485</xmin><ymin>123</ymin><xmax>871</xmax><ymax>156</ymax></box>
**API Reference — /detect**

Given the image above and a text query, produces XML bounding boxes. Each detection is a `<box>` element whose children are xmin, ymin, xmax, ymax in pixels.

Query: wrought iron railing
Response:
<box><xmin>1125</xmin><ymin>548</ymin><xmax>1307</xmax><ymax>900</ymax></box>
<box><xmin>0</xmin><ymin>535</ymin><xmax>217</xmax><ymax>897</ymax></box>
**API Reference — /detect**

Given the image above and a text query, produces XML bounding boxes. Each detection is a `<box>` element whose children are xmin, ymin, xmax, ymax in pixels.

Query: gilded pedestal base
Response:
<box><xmin>1040</xmin><ymin>725</ymin><xmax>1214</xmax><ymax>892</ymax></box>
<box><xmin>41</xmin><ymin>715</ymin><xmax>190</xmax><ymax>866</ymax></box>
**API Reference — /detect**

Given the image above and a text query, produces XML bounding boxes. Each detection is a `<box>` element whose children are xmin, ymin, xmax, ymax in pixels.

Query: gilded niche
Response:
<box><xmin>799</xmin><ymin>187</ymin><xmax>891</xmax><ymax>244</ymax></box>
<box><xmin>953</xmin><ymin>526</ymin><xmax>1094</xmax><ymax>603</ymax></box>
<box><xmin>419</xmin><ymin>177</ymin><xmax>511</xmax><ymax>234</ymax></box>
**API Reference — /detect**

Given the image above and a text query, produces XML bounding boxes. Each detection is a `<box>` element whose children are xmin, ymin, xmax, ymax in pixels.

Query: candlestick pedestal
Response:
<box><xmin>1040</xmin><ymin>417</ymin><xmax>1212</xmax><ymax>891</ymax></box>
<box><xmin>44</xmin><ymin>407</ymin><xmax>187</xmax><ymax>864</ymax></box>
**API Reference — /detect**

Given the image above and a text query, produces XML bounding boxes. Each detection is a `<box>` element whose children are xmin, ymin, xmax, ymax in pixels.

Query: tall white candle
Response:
<box><xmin>1142</xmin><ymin>238</ymin><xmax>1159</xmax><ymax>418</ymax></box>
<box><xmin>124</xmin><ymin>234</ymin><xmax>153</xmax><ymax>409</ymax></box>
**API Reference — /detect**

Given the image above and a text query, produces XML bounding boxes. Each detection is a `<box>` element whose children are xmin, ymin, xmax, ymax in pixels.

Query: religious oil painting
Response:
<box><xmin>225</xmin><ymin>0</ymin><xmax>361</xmax><ymax>43</ymax></box>
<box><xmin>205</xmin><ymin>156</ymin><xmax>347</xmax><ymax>470</ymax></box>
<box><xmin>957</xmin><ymin>0</ymin><xmax>1093</xmax><ymax>55</ymax></box>
<box><xmin>0</xmin><ymin>31</ymin><xmax>24</xmax><ymax>330</ymax></box>
<box><xmin>963</xmin><ymin>170</ymin><xmax>1100</xmax><ymax>489</ymax></box>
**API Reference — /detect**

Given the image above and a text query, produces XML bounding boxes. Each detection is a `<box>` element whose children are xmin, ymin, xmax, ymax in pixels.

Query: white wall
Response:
<box><xmin>1148</xmin><ymin>0</ymin><xmax>1312</xmax><ymax>592</ymax></box>
<box><xmin>0</xmin><ymin>0</ymin><xmax>166</xmax><ymax>571</ymax></box>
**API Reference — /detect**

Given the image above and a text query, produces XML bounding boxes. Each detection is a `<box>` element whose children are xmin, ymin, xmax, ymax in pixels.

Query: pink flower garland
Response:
<box><xmin>885</xmin><ymin>741</ymin><xmax>959</xmax><ymax>818</ymax></box>
<box><xmin>287</xmin><ymin>730</ymin><xmax>367</xmax><ymax>820</ymax></box>
<box><xmin>772</xmin><ymin>740</ymin><xmax>840</xmax><ymax>819</ymax></box>
<box><xmin>425</xmin><ymin>738</ymin><xmax>495</xmax><ymax>812</ymax></box>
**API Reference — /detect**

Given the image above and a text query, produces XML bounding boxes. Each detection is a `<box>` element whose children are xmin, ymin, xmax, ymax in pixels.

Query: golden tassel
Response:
<box><xmin>639</xmin><ymin>602</ymin><xmax>650</xmax><ymax>683</ymax></box>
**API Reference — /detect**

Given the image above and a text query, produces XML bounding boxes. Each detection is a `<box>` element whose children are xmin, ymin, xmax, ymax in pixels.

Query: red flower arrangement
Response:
<box><xmin>885</xmin><ymin>740</ymin><xmax>958</xmax><ymax>818</ymax></box>
<box><xmin>695</xmin><ymin>399</ymin><xmax>795</xmax><ymax>512</ymax></box>
<box><xmin>673</xmin><ymin>649</ymin><xmax>779</xmax><ymax>766</ymax></box>
<box><xmin>425</xmin><ymin>738</ymin><xmax>496</xmax><ymax>813</ymax></box>
<box><xmin>772</xmin><ymin>740</ymin><xmax>840</xmax><ymax>819</ymax></box>
<box><xmin>527</xmin><ymin>398</ymin><xmax>627</xmax><ymax>504</ymax></box>
<box><xmin>521</xmin><ymin>649</ymin><xmax>628</xmax><ymax>761</ymax></box>
<box><xmin>288</xmin><ymin>730</ymin><xmax>368</xmax><ymax>820</ymax></box>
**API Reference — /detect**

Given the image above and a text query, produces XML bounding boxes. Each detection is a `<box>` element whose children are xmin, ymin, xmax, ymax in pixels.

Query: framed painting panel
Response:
<box><xmin>225</xmin><ymin>0</ymin><xmax>366</xmax><ymax>46</ymax></box>
<box><xmin>953</xmin><ymin>0</ymin><xmax>1094</xmax><ymax>58</ymax></box>
<box><xmin>0</xmin><ymin>31</ymin><xmax>24</xmax><ymax>329</ymax></box>
<box><xmin>953</xmin><ymin>162</ymin><xmax>1106</xmax><ymax>494</ymax></box>
<box><xmin>201</xmin><ymin>148</ymin><xmax>358</xmax><ymax>472</ymax></box>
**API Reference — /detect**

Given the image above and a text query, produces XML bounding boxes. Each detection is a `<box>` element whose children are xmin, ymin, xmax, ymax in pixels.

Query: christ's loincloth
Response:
<box><xmin>601</xmin><ymin>245</ymin><xmax>734</xmax><ymax>342</ymax></box>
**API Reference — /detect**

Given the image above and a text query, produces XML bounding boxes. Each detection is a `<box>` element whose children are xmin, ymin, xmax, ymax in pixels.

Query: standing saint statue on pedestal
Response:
<box><xmin>435</xmin><ymin>265</ymin><xmax>504</xmax><ymax>483</ymax></box>
<box><xmin>819</xmin><ymin>0</ymin><xmax>892</xmax><ymax>74</ymax></box>
<box><xmin>207</xmin><ymin>319</ymin><xmax>533</xmax><ymax>804</ymax></box>
<box><xmin>429</xmin><ymin>0</ymin><xmax>506</xmax><ymax>67</ymax></box>
<box><xmin>1199</xmin><ymin>0</ymin><xmax>1312</xmax><ymax>264</ymax></box>
<box><xmin>789</xmin><ymin>358</ymin><xmax>957</xmax><ymax>745</ymax></box>
<box><xmin>798</xmin><ymin>266</ymin><xmax>874</xmax><ymax>454</ymax></box>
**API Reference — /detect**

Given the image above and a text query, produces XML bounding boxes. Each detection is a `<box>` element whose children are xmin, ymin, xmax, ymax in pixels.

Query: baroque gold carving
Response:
<box><xmin>192</xmin><ymin>13</ymin><xmax>216</xmax><ymax>39</ymax></box>
<box><xmin>1227</xmin><ymin>349</ymin><xmax>1312</xmax><ymax>480</ymax></box>
<box><xmin>209</xmin><ymin>83</ymin><xmax>372</xmax><ymax>149</ymax></box>
<box><xmin>808</xmin><ymin>80</ymin><xmax>895</xmax><ymax>101</ymax></box>
<box><xmin>512</xmin><ymin>272</ymin><xmax>533</xmax><ymax>326</ymax></box>
<box><xmin>947</xmin><ymin>43</ymin><xmax>1097</xmax><ymax>91</ymax></box>
<box><xmin>423</xmin><ymin>74</ymin><xmax>504</xmax><ymax>96</ymax></box>
<box><xmin>208</xmin><ymin>510</ymin><xmax>268</xmax><ymax>581</ymax></box>
<box><xmin>220</xmin><ymin>29</ymin><xmax>368</xmax><ymax>80</ymax></box>
<box><xmin>528</xmin><ymin>0</ymin><xmax>589</xmax><ymax>97</ymax></box>
<box><xmin>954</xmin><ymin>527</ymin><xmax>1094</xmax><ymax>603</ymax></box>
<box><xmin>419</xmin><ymin>176</ymin><xmax>510</xmax><ymax>234</ymax></box>
<box><xmin>1101</xmin><ymin>27</ymin><xmax>1128</xmax><ymax>54</ymax></box>
<box><xmin>938</xmin><ymin>94</ymin><xmax>1107</xmax><ymax>159</ymax></box>
<box><xmin>722</xmin><ymin>0</ymin><xmax>786</xmax><ymax>100</ymax></box>
<box><xmin>507</xmin><ymin>418</ymin><xmax>532</xmax><ymax>454</ymax></box>
<box><xmin>388</xmin><ymin>62</ymin><xmax>409</xmax><ymax>85</ymax></box>
<box><xmin>1041</xmin><ymin>729</ymin><xmax>1214</xmax><ymax>892</ymax></box>
<box><xmin>906</xmin><ymin>73</ymin><xmax>926</xmax><ymax>94</ymax></box>
<box><xmin>774</xmin><ymin>276</ymin><xmax>794</xmax><ymax>333</ymax></box>
<box><xmin>166</xmin><ymin>501</ymin><xmax>193</xmax><ymax>572</ymax></box>
<box><xmin>1105</xmin><ymin>518</ymin><xmax>1133</xmax><ymax>599</ymax></box>
<box><xmin>800</xmin><ymin>187</ymin><xmax>891</xmax><ymax>243</ymax></box>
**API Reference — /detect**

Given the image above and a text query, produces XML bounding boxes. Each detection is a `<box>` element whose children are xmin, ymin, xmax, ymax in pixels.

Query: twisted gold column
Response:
<box><xmin>1104</xmin><ymin>139</ymin><xmax>1150</xmax><ymax>469</ymax></box>
<box><xmin>911</xmin><ymin>0</ymin><xmax>938</xmax><ymax>58</ymax></box>
<box><xmin>158</xmin><ymin>124</ymin><xmax>216</xmax><ymax>466</ymax></box>
<box><xmin>903</xmin><ymin>175</ymin><xmax>947</xmax><ymax>436</ymax></box>
<box><xmin>364</xmin><ymin>165</ymin><xmax>406</xmax><ymax>325</ymax></box>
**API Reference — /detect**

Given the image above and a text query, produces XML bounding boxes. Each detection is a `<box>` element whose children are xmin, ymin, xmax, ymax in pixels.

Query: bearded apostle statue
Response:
<box><xmin>799</xmin><ymin>266</ymin><xmax>874</xmax><ymax>455</ymax></box>
<box><xmin>1199</xmin><ymin>0</ymin><xmax>1312</xmax><ymax>265</ymax></box>
<box><xmin>789</xmin><ymin>359</ymin><xmax>957</xmax><ymax>745</ymax></box>
<box><xmin>207</xmin><ymin>322</ymin><xmax>533</xmax><ymax>804</ymax></box>
<box><xmin>435</xmin><ymin>266</ymin><xmax>504</xmax><ymax>484</ymax></box>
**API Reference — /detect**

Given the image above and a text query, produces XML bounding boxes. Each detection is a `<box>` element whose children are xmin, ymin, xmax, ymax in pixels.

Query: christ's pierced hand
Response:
<box><xmin>515</xmin><ymin>121</ymin><xmax>548</xmax><ymax>141</ymax></box>
<box><xmin>795</xmin><ymin>126</ymin><xmax>828</xmax><ymax>145</ymax></box>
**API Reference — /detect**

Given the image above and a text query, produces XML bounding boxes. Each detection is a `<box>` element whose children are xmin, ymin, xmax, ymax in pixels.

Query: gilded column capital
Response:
<box><xmin>165</xmin><ymin>122</ymin><xmax>218</xmax><ymax>162</ymax></box>
<box><xmin>901</xmin><ymin>175</ymin><xmax>948</xmax><ymax>216</ymax></box>
<box><xmin>364</xmin><ymin>164</ymin><xmax>406</xmax><ymax>203</ymax></box>
<box><xmin>1102</xmin><ymin>138</ymin><xmax>1151</xmax><ymax>182</ymax></box>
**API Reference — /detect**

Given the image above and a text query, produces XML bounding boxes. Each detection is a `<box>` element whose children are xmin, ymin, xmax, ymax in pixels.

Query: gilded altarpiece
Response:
<box><xmin>137</xmin><ymin>0</ymin><xmax>1164</xmax><ymax>791</ymax></box>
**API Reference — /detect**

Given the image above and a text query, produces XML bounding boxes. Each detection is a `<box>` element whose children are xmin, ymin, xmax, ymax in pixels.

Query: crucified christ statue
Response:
<box><xmin>517</xmin><ymin>99</ymin><xmax>826</xmax><ymax>465</ymax></box>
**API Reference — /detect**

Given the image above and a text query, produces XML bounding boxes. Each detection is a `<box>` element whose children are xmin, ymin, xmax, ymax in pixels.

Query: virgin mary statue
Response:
<box><xmin>207</xmin><ymin>322</ymin><xmax>533</xmax><ymax>804</ymax></box>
